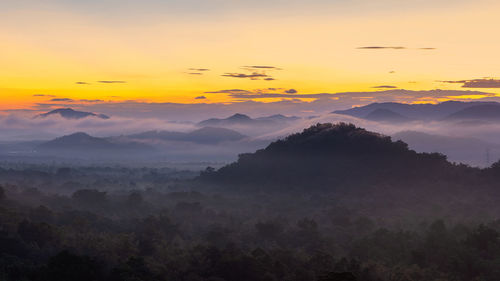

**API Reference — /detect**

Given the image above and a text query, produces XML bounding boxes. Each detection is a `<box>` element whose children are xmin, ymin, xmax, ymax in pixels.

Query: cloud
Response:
<box><xmin>33</xmin><ymin>94</ymin><xmax>56</xmax><ymax>97</ymax></box>
<box><xmin>50</xmin><ymin>98</ymin><xmax>74</xmax><ymax>102</ymax></box>
<box><xmin>206</xmin><ymin>88</ymin><xmax>295</xmax><ymax>95</ymax></box>
<box><xmin>97</xmin><ymin>80</ymin><xmax>127</xmax><ymax>84</ymax></box>
<box><xmin>189</xmin><ymin>68</ymin><xmax>210</xmax><ymax>71</ymax></box>
<box><xmin>195</xmin><ymin>96</ymin><xmax>207</xmax><ymax>99</ymax></box>
<box><xmin>76</xmin><ymin>81</ymin><xmax>90</xmax><ymax>85</ymax></box>
<box><xmin>221</xmin><ymin>65</ymin><xmax>281</xmax><ymax>80</ymax></box>
<box><xmin>357</xmin><ymin>46</ymin><xmax>436</xmax><ymax>50</ymax></box>
<box><xmin>80</xmin><ymin>99</ymin><xmax>104</xmax><ymax>103</ymax></box>
<box><xmin>188</xmin><ymin>72</ymin><xmax>203</xmax><ymax>75</ymax></box>
<box><xmin>242</xmin><ymin>65</ymin><xmax>282</xmax><ymax>70</ymax></box>
<box><xmin>357</xmin><ymin>46</ymin><xmax>406</xmax><ymax>50</ymax></box>
<box><xmin>221</xmin><ymin>72</ymin><xmax>271</xmax><ymax>80</ymax></box>
<box><xmin>204</xmin><ymin>88</ymin><xmax>496</xmax><ymax>107</ymax></box>
<box><xmin>228</xmin><ymin>93</ymin><xmax>338</xmax><ymax>99</ymax></box>
<box><xmin>439</xmin><ymin>79</ymin><xmax>500</xmax><ymax>88</ymax></box>
<box><xmin>205</xmin><ymin>89</ymin><xmax>251</xmax><ymax>94</ymax></box>
<box><xmin>372</xmin><ymin>85</ymin><xmax>398</xmax><ymax>89</ymax></box>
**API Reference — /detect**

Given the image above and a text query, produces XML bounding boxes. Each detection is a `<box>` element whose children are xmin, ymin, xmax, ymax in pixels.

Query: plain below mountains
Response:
<box><xmin>333</xmin><ymin>101</ymin><xmax>500</xmax><ymax>123</ymax></box>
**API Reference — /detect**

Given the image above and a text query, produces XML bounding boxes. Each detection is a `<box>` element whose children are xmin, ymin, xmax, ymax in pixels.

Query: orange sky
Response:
<box><xmin>2</xmin><ymin>0</ymin><xmax>500</xmax><ymax>110</ymax></box>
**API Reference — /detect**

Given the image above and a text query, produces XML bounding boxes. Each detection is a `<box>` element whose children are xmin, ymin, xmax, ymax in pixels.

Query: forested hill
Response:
<box><xmin>200</xmin><ymin>123</ymin><xmax>478</xmax><ymax>189</ymax></box>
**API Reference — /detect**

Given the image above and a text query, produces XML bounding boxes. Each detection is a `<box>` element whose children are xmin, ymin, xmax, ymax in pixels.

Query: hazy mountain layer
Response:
<box><xmin>37</xmin><ymin>108</ymin><xmax>110</xmax><ymax>120</ymax></box>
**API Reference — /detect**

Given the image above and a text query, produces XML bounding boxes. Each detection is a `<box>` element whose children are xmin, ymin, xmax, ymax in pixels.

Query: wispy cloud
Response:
<box><xmin>97</xmin><ymin>80</ymin><xmax>127</xmax><ymax>84</ymax></box>
<box><xmin>357</xmin><ymin>46</ymin><xmax>436</xmax><ymax>50</ymax></box>
<box><xmin>195</xmin><ymin>96</ymin><xmax>207</xmax><ymax>100</ymax></box>
<box><xmin>357</xmin><ymin>46</ymin><xmax>406</xmax><ymax>50</ymax></box>
<box><xmin>222</xmin><ymin>72</ymin><xmax>271</xmax><ymax>80</ymax></box>
<box><xmin>228</xmin><ymin>93</ymin><xmax>338</xmax><ymax>99</ymax></box>
<box><xmin>439</xmin><ymin>79</ymin><xmax>500</xmax><ymax>88</ymax></box>
<box><xmin>242</xmin><ymin>65</ymin><xmax>282</xmax><ymax>70</ymax></box>
<box><xmin>80</xmin><ymin>99</ymin><xmax>104</xmax><ymax>103</ymax></box>
<box><xmin>205</xmin><ymin>89</ymin><xmax>251</xmax><ymax>94</ymax></box>
<box><xmin>33</xmin><ymin>94</ymin><xmax>56</xmax><ymax>97</ymax></box>
<box><xmin>76</xmin><ymin>81</ymin><xmax>90</xmax><ymax>85</ymax></box>
<box><xmin>50</xmin><ymin>98</ymin><xmax>74</xmax><ymax>102</ymax></box>
<box><xmin>204</xmin><ymin>88</ymin><xmax>496</xmax><ymax>105</ymax></box>
<box><xmin>187</xmin><ymin>68</ymin><xmax>210</xmax><ymax>75</ymax></box>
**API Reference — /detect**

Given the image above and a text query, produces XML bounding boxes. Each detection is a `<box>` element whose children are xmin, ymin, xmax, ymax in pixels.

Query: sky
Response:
<box><xmin>2</xmin><ymin>0</ymin><xmax>500</xmax><ymax>113</ymax></box>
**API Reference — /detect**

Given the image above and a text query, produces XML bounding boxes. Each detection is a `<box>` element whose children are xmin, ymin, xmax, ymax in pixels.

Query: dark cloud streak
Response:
<box><xmin>357</xmin><ymin>46</ymin><xmax>436</xmax><ymax>50</ymax></box>
<box><xmin>222</xmin><ymin>72</ymin><xmax>271</xmax><ymax>80</ymax></box>
<box><xmin>357</xmin><ymin>46</ymin><xmax>406</xmax><ymax>50</ymax></box>
<box><xmin>98</xmin><ymin>80</ymin><xmax>127</xmax><ymax>84</ymax></box>
<box><xmin>50</xmin><ymin>98</ymin><xmax>74</xmax><ymax>102</ymax></box>
<box><xmin>439</xmin><ymin>79</ymin><xmax>500</xmax><ymax>88</ymax></box>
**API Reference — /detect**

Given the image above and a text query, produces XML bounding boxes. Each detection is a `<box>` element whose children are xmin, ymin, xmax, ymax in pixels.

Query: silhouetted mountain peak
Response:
<box><xmin>201</xmin><ymin>123</ymin><xmax>454</xmax><ymax>189</ymax></box>
<box><xmin>36</xmin><ymin>132</ymin><xmax>154</xmax><ymax>156</ymax></box>
<box><xmin>198</xmin><ymin>113</ymin><xmax>257</xmax><ymax>127</ymax></box>
<box><xmin>227</xmin><ymin>113</ymin><xmax>252</xmax><ymax>121</ymax></box>
<box><xmin>364</xmin><ymin>108</ymin><xmax>411</xmax><ymax>123</ymax></box>
<box><xmin>38</xmin><ymin>108</ymin><xmax>110</xmax><ymax>120</ymax></box>
<box><xmin>39</xmin><ymin>132</ymin><xmax>111</xmax><ymax>148</ymax></box>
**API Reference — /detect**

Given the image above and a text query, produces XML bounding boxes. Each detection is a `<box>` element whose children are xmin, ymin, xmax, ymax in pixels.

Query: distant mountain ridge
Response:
<box><xmin>36</xmin><ymin>132</ymin><xmax>154</xmax><ymax>157</ymax></box>
<box><xmin>364</xmin><ymin>108</ymin><xmax>412</xmax><ymax>123</ymax></box>
<box><xmin>37</xmin><ymin>108</ymin><xmax>110</xmax><ymax>120</ymax></box>
<box><xmin>333</xmin><ymin>101</ymin><xmax>499</xmax><ymax>122</ymax></box>
<box><xmin>197</xmin><ymin>113</ymin><xmax>300</xmax><ymax>127</ymax></box>
<box><xmin>443</xmin><ymin>104</ymin><xmax>500</xmax><ymax>121</ymax></box>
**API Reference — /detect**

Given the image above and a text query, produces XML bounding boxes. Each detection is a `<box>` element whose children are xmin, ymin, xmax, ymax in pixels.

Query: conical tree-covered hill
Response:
<box><xmin>201</xmin><ymin>123</ymin><xmax>474</xmax><ymax>189</ymax></box>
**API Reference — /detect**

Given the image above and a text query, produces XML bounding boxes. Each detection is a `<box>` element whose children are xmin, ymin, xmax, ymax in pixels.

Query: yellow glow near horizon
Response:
<box><xmin>2</xmin><ymin>1</ymin><xmax>500</xmax><ymax>110</ymax></box>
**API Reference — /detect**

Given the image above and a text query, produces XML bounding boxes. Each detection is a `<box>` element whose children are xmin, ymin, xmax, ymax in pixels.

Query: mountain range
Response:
<box><xmin>198</xmin><ymin>113</ymin><xmax>300</xmax><ymax>127</ymax></box>
<box><xmin>333</xmin><ymin>101</ymin><xmax>500</xmax><ymax>122</ymax></box>
<box><xmin>36</xmin><ymin>132</ymin><xmax>154</xmax><ymax>157</ymax></box>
